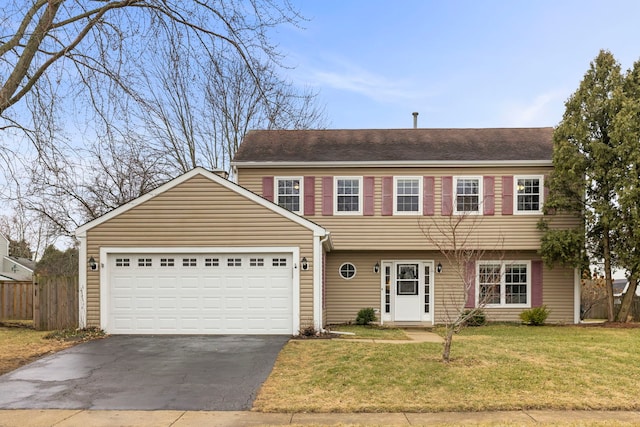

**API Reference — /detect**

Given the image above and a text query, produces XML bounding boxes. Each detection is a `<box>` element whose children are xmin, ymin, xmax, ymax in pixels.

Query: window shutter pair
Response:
<box><xmin>262</xmin><ymin>176</ymin><xmax>315</xmax><ymax>215</ymax></box>
<box><xmin>464</xmin><ymin>260</ymin><xmax>544</xmax><ymax>308</ymax></box>
<box><xmin>381</xmin><ymin>176</ymin><xmax>436</xmax><ymax>216</ymax></box>
<box><xmin>441</xmin><ymin>176</ymin><xmax>496</xmax><ymax>216</ymax></box>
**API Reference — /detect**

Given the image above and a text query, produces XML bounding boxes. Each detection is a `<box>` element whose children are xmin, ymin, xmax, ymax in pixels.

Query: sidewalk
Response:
<box><xmin>2</xmin><ymin>409</ymin><xmax>640</xmax><ymax>427</ymax></box>
<box><xmin>334</xmin><ymin>328</ymin><xmax>443</xmax><ymax>344</ymax></box>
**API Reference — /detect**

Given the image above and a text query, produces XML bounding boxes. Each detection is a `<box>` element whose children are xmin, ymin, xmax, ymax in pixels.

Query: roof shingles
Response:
<box><xmin>233</xmin><ymin>128</ymin><xmax>554</xmax><ymax>163</ymax></box>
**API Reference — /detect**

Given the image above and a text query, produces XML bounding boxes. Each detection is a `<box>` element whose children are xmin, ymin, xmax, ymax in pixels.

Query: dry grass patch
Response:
<box><xmin>0</xmin><ymin>325</ymin><xmax>74</xmax><ymax>375</ymax></box>
<box><xmin>0</xmin><ymin>323</ymin><xmax>105</xmax><ymax>375</ymax></box>
<box><xmin>254</xmin><ymin>325</ymin><xmax>640</xmax><ymax>413</ymax></box>
<box><xmin>327</xmin><ymin>325</ymin><xmax>409</xmax><ymax>340</ymax></box>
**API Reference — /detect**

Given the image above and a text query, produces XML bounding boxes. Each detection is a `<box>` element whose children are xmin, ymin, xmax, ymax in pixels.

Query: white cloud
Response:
<box><xmin>501</xmin><ymin>90</ymin><xmax>568</xmax><ymax>127</ymax></box>
<box><xmin>289</xmin><ymin>54</ymin><xmax>431</xmax><ymax>104</ymax></box>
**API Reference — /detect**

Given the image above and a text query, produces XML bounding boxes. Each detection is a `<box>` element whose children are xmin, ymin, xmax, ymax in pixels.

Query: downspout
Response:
<box><xmin>314</xmin><ymin>232</ymin><xmax>331</xmax><ymax>332</ymax></box>
<box><xmin>77</xmin><ymin>233</ymin><xmax>87</xmax><ymax>328</ymax></box>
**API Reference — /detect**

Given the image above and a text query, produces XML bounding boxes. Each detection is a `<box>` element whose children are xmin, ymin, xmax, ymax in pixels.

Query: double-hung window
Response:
<box><xmin>394</xmin><ymin>177</ymin><xmax>422</xmax><ymax>214</ymax></box>
<box><xmin>335</xmin><ymin>177</ymin><xmax>362</xmax><ymax>214</ymax></box>
<box><xmin>454</xmin><ymin>176</ymin><xmax>482</xmax><ymax>214</ymax></box>
<box><xmin>276</xmin><ymin>177</ymin><xmax>302</xmax><ymax>213</ymax></box>
<box><xmin>515</xmin><ymin>176</ymin><xmax>543</xmax><ymax>214</ymax></box>
<box><xmin>477</xmin><ymin>261</ymin><xmax>530</xmax><ymax>307</ymax></box>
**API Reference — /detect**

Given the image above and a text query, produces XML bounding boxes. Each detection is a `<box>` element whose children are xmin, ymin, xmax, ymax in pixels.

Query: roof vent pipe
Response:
<box><xmin>412</xmin><ymin>112</ymin><xmax>419</xmax><ymax>129</ymax></box>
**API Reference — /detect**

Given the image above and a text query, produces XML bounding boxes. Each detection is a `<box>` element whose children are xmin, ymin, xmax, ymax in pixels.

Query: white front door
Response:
<box><xmin>394</xmin><ymin>263</ymin><xmax>421</xmax><ymax>321</ymax></box>
<box><xmin>382</xmin><ymin>260</ymin><xmax>434</xmax><ymax>323</ymax></box>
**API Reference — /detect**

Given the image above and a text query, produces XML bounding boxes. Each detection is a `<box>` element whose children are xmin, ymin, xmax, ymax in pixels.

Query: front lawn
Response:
<box><xmin>254</xmin><ymin>324</ymin><xmax>640</xmax><ymax>413</ymax></box>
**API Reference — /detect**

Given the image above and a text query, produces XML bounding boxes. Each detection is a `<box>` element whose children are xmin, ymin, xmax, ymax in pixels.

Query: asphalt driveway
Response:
<box><xmin>0</xmin><ymin>335</ymin><xmax>289</xmax><ymax>411</ymax></box>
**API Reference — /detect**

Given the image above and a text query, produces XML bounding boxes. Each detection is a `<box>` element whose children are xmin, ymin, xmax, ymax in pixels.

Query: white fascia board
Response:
<box><xmin>231</xmin><ymin>160</ymin><xmax>553</xmax><ymax>168</ymax></box>
<box><xmin>75</xmin><ymin>167</ymin><xmax>328</xmax><ymax>238</ymax></box>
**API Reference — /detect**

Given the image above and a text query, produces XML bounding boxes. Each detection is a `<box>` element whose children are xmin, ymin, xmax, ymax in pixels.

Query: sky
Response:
<box><xmin>270</xmin><ymin>0</ymin><xmax>640</xmax><ymax>130</ymax></box>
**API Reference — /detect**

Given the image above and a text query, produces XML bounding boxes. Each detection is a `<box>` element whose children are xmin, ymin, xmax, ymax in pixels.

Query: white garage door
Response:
<box><xmin>106</xmin><ymin>252</ymin><xmax>293</xmax><ymax>334</ymax></box>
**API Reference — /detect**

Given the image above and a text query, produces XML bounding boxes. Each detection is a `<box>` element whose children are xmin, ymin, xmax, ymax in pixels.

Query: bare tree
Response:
<box><xmin>138</xmin><ymin>40</ymin><xmax>326</xmax><ymax>174</ymax></box>
<box><xmin>421</xmin><ymin>214</ymin><xmax>503</xmax><ymax>363</ymax></box>
<box><xmin>1</xmin><ymin>1</ymin><xmax>301</xmax><ymax>120</ymax></box>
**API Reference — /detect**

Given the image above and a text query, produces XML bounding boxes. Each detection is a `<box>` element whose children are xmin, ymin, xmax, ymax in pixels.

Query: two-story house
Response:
<box><xmin>0</xmin><ymin>234</ymin><xmax>35</xmax><ymax>281</ymax></box>
<box><xmin>76</xmin><ymin>128</ymin><xmax>580</xmax><ymax>335</ymax></box>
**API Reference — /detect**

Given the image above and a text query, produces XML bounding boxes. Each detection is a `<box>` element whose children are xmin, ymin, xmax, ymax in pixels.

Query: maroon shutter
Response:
<box><xmin>441</xmin><ymin>176</ymin><xmax>453</xmax><ymax>216</ymax></box>
<box><xmin>543</xmin><ymin>175</ymin><xmax>549</xmax><ymax>211</ymax></box>
<box><xmin>502</xmin><ymin>175</ymin><xmax>514</xmax><ymax>215</ymax></box>
<box><xmin>304</xmin><ymin>176</ymin><xmax>315</xmax><ymax>215</ymax></box>
<box><xmin>381</xmin><ymin>176</ymin><xmax>393</xmax><ymax>216</ymax></box>
<box><xmin>531</xmin><ymin>260</ymin><xmax>543</xmax><ymax>307</ymax></box>
<box><xmin>423</xmin><ymin>176</ymin><xmax>435</xmax><ymax>216</ymax></box>
<box><xmin>483</xmin><ymin>176</ymin><xmax>495</xmax><ymax>216</ymax></box>
<box><xmin>322</xmin><ymin>177</ymin><xmax>333</xmax><ymax>216</ymax></box>
<box><xmin>262</xmin><ymin>177</ymin><xmax>274</xmax><ymax>202</ymax></box>
<box><xmin>363</xmin><ymin>176</ymin><xmax>375</xmax><ymax>216</ymax></box>
<box><xmin>465</xmin><ymin>260</ymin><xmax>476</xmax><ymax>308</ymax></box>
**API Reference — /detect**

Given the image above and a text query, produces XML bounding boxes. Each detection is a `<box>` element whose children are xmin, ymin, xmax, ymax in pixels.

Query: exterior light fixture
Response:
<box><xmin>301</xmin><ymin>257</ymin><xmax>309</xmax><ymax>270</ymax></box>
<box><xmin>374</xmin><ymin>262</ymin><xmax>380</xmax><ymax>273</ymax></box>
<box><xmin>88</xmin><ymin>257</ymin><xmax>98</xmax><ymax>271</ymax></box>
<box><xmin>437</xmin><ymin>262</ymin><xmax>443</xmax><ymax>273</ymax></box>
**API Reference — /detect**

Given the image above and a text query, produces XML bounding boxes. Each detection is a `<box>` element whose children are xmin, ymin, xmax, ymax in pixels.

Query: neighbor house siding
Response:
<box><xmin>85</xmin><ymin>174</ymin><xmax>316</xmax><ymax>329</ymax></box>
<box><xmin>237</xmin><ymin>167</ymin><xmax>579</xmax><ymax>251</ymax></box>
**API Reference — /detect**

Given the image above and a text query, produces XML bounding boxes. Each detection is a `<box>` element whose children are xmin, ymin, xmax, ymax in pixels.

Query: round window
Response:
<box><xmin>339</xmin><ymin>262</ymin><xmax>356</xmax><ymax>280</ymax></box>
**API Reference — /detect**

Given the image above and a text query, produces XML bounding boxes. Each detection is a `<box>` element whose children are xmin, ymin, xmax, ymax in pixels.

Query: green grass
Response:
<box><xmin>327</xmin><ymin>324</ymin><xmax>409</xmax><ymax>340</ymax></box>
<box><xmin>255</xmin><ymin>324</ymin><xmax>640</xmax><ymax>413</ymax></box>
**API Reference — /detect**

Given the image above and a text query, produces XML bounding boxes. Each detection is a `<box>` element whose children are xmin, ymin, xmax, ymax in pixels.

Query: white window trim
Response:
<box><xmin>393</xmin><ymin>176</ymin><xmax>423</xmax><ymax>215</ymax></box>
<box><xmin>339</xmin><ymin>262</ymin><xmax>357</xmax><ymax>280</ymax></box>
<box><xmin>453</xmin><ymin>176</ymin><xmax>483</xmax><ymax>215</ymax></box>
<box><xmin>514</xmin><ymin>175</ymin><xmax>544</xmax><ymax>215</ymax></box>
<box><xmin>476</xmin><ymin>260</ymin><xmax>531</xmax><ymax>308</ymax></box>
<box><xmin>334</xmin><ymin>176</ymin><xmax>363</xmax><ymax>215</ymax></box>
<box><xmin>275</xmin><ymin>176</ymin><xmax>303</xmax><ymax>214</ymax></box>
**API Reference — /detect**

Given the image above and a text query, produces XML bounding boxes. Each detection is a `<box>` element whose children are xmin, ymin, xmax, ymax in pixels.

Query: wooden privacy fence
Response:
<box><xmin>34</xmin><ymin>275</ymin><xmax>78</xmax><ymax>331</ymax></box>
<box><xmin>0</xmin><ymin>280</ymin><xmax>33</xmax><ymax>320</ymax></box>
<box><xmin>584</xmin><ymin>296</ymin><xmax>640</xmax><ymax>321</ymax></box>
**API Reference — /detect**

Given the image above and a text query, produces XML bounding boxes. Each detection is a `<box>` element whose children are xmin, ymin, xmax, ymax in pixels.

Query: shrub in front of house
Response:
<box><xmin>520</xmin><ymin>305</ymin><xmax>550</xmax><ymax>326</ymax></box>
<box><xmin>355</xmin><ymin>307</ymin><xmax>377</xmax><ymax>325</ymax></box>
<box><xmin>462</xmin><ymin>309</ymin><xmax>486</xmax><ymax>326</ymax></box>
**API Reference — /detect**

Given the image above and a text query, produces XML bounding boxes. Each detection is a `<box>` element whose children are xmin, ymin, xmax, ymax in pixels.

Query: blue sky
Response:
<box><xmin>272</xmin><ymin>0</ymin><xmax>640</xmax><ymax>129</ymax></box>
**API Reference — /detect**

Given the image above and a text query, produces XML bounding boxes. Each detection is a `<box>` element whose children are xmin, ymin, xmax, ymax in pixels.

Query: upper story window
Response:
<box><xmin>515</xmin><ymin>176</ymin><xmax>543</xmax><ymax>214</ymax></box>
<box><xmin>394</xmin><ymin>177</ymin><xmax>422</xmax><ymax>214</ymax></box>
<box><xmin>276</xmin><ymin>177</ymin><xmax>302</xmax><ymax>213</ymax></box>
<box><xmin>335</xmin><ymin>177</ymin><xmax>362</xmax><ymax>214</ymax></box>
<box><xmin>454</xmin><ymin>176</ymin><xmax>482</xmax><ymax>214</ymax></box>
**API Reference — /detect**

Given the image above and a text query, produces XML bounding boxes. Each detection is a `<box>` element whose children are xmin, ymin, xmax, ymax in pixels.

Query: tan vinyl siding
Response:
<box><xmin>85</xmin><ymin>175</ymin><xmax>315</xmax><ymax>328</ymax></box>
<box><xmin>325</xmin><ymin>250</ymin><xmax>575</xmax><ymax>325</ymax></box>
<box><xmin>237</xmin><ymin>167</ymin><xmax>580</xmax><ymax>251</ymax></box>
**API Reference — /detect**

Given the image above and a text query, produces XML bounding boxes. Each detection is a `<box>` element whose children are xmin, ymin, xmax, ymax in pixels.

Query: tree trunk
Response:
<box><xmin>442</xmin><ymin>329</ymin><xmax>454</xmax><ymax>363</ymax></box>
<box><xmin>603</xmin><ymin>230</ymin><xmax>615</xmax><ymax>321</ymax></box>
<box><xmin>615</xmin><ymin>278</ymin><xmax>638</xmax><ymax>322</ymax></box>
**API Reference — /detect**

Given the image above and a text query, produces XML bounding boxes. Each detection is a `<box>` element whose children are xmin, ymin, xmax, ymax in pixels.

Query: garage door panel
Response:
<box><xmin>107</xmin><ymin>252</ymin><xmax>294</xmax><ymax>334</ymax></box>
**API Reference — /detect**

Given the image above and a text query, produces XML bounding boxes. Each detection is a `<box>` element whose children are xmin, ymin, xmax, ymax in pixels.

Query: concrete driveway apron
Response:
<box><xmin>0</xmin><ymin>335</ymin><xmax>289</xmax><ymax>410</ymax></box>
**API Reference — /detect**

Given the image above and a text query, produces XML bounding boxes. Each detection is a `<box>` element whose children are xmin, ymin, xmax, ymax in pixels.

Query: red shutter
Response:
<box><xmin>441</xmin><ymin>176</ymin><xmax>453</xmax><ymax>216</ymax></box>
<box><xmin>262</xmin><ymin>177</ymin><xmax>274</xmax><ymax>202</ymax></box>
<box><xmin>483</xmin><ymin>176</ymin><xmax>495</xmax><ymax>216</ymax></box>
<box><xmin>465</xmin><ymin>260</ymin><xmax>476</xmax><ymax>308</ymax></box>
<box><xmin>381</xmin><ymin>176</ymin><xmax>393</xmax><ymax>216</ymax></box>
<box><xmin>423</xmin><ymin>176</ymin><xmax>435</xmax><ymax>216</ymax></box>
<box><xmin>363</xmin><ymin>176</ymin><xmax>375</xmax><ymax>216</ymax></box>
<box><xmin>502</xmin><ymin>175</ymin><xmax>514</xmax><ymax>215</ymax></box>
<box><xmin>304</xmin><ymin>176</ymin><xmax>315</xmax><ymax>216</ymax></box>
<box><xmin>531</xmin><ymin>260</ymin><xmax>543</xmax><ymax>307</ymax></box>
<box><xmin>322</xmin><ymin>176</ymin><xmax>333</xmax><ymax>216</ymax></box>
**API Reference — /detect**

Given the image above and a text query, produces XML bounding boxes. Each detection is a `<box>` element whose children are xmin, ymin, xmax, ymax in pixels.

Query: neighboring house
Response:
<box><xmin>76</xmin><ymin>127</ymin><xmax>581</xmax><ymax>335</ymax></box>
<box><xmin>0</xmin><ymin>234</ymin><xmax>34</xmax><ymax>281</ymax></box>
